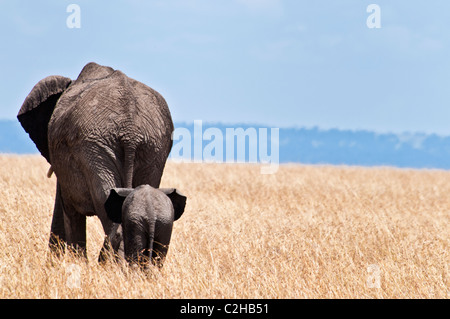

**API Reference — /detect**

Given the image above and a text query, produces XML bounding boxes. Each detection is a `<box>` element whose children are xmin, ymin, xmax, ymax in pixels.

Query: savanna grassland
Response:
<box><xmin>0</xmin><ymin>155</ymin><xmax>448</xmax><ymax>298</ymax></box>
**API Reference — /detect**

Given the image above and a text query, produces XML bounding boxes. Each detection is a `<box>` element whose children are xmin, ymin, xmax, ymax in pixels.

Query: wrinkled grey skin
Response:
<box><xmin>102</xmin><ymin>185</ymin><xmax>186</xmax><ymax>268</ymax></box>
<box><xmin>17</xmin><ymin>62</ymin><xmax>174</xmax><ymax>256</ymax></box>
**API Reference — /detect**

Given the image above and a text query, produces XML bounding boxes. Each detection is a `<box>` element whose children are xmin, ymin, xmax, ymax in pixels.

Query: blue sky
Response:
<box><xmin>1</xmin><ymin>1</ymin><xmax>450</xmax><ymax>135</ymax></box>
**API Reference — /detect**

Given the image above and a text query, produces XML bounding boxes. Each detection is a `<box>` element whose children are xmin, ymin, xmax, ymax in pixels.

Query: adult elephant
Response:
<box><xmin>17</xmin><ymin>62</ymin><xmax>174</xmax><ymax>257</ymax></box>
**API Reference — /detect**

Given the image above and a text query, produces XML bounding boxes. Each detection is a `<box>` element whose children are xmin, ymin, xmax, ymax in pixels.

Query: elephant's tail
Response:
<box><xmin>123</xmin><ymin>144</ymin><xmax>136</xmax><ymax>188</ymax></box>
<box><xmin>47</xmin><ymin>166</ymin><xmax>54</xmax><ymax>178</ymax></box>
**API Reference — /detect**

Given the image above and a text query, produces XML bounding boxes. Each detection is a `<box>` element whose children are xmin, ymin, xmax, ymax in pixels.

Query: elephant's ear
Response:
<box><xmin>160</xmin><ymin>188</ymin><xmax>187</xmax><ymax>221</ymax></box>
<box><xmin>17</xmin><ymin>75</ymin><xmax>72</xmax><ymax>162</ymax></box>
<box><xmin>104</xmin><ymin>188</ymin><xmax>134</xmax><ymax>224</ymax></box>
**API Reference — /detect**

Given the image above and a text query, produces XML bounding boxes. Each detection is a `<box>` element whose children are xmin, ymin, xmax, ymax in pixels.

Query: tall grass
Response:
<box><xmin>0</xmin><ymin>155</ymin><xmax>448</xmax><ymax>298</ymax></box>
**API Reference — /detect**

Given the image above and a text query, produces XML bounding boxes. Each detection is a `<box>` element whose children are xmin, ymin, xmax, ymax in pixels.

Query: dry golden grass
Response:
<box><xmin>0</xmin><ymin>155</ymin><xmax>448</xmax><ymax>298</ymax></box>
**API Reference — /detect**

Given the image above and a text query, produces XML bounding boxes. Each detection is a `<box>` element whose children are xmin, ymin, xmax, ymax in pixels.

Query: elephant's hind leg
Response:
<box><xmin>63</xmin><ymin>203</ymin><xmax>87</xmax><ymax>258</ymax></box>
<box><xmin>49</xmin><ymin>182</ymin><xmax>66</xmax><ymax>256</ymax></box>
<box><xmin>151</xmin><ymin>223</ymin><xmax>173</xmax><ymax>268</ymax></box>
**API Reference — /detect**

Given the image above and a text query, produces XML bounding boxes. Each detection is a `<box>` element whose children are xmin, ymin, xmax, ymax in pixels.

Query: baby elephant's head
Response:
<box><xmin>103</xmin><ymin>185</ymin><xmax>187</xmax><ymax>268</ymax></box>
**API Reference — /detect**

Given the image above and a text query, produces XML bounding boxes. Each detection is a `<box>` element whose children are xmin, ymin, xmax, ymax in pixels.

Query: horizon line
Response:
<box><xmin>1</xmin><ymin>118</ymin><xmax>449</xmax><ymax>138</ymax></box>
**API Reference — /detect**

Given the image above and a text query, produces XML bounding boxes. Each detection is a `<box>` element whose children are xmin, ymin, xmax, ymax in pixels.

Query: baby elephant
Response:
<box><xmin>102</xmin><ymin>185</ymin><xmax>187</xmax><ymax>268</ymax></box>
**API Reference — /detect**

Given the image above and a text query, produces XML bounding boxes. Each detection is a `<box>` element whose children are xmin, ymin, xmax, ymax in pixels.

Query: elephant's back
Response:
<box><xmin>48</xmin><ymin>70</ymin><xmax>173</xmax><ymax>151</ymax></box>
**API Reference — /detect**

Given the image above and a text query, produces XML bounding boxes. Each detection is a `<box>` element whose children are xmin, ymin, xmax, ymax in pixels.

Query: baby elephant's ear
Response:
<box><xmin>104</xmin><ymin>188</ymin><xmax>134</xmax><ymax>223</ymax></box>
<box><xmin>160</xmin><ymin>188</ymin><xmax>187</xmax><ymax>221</ymax></box>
